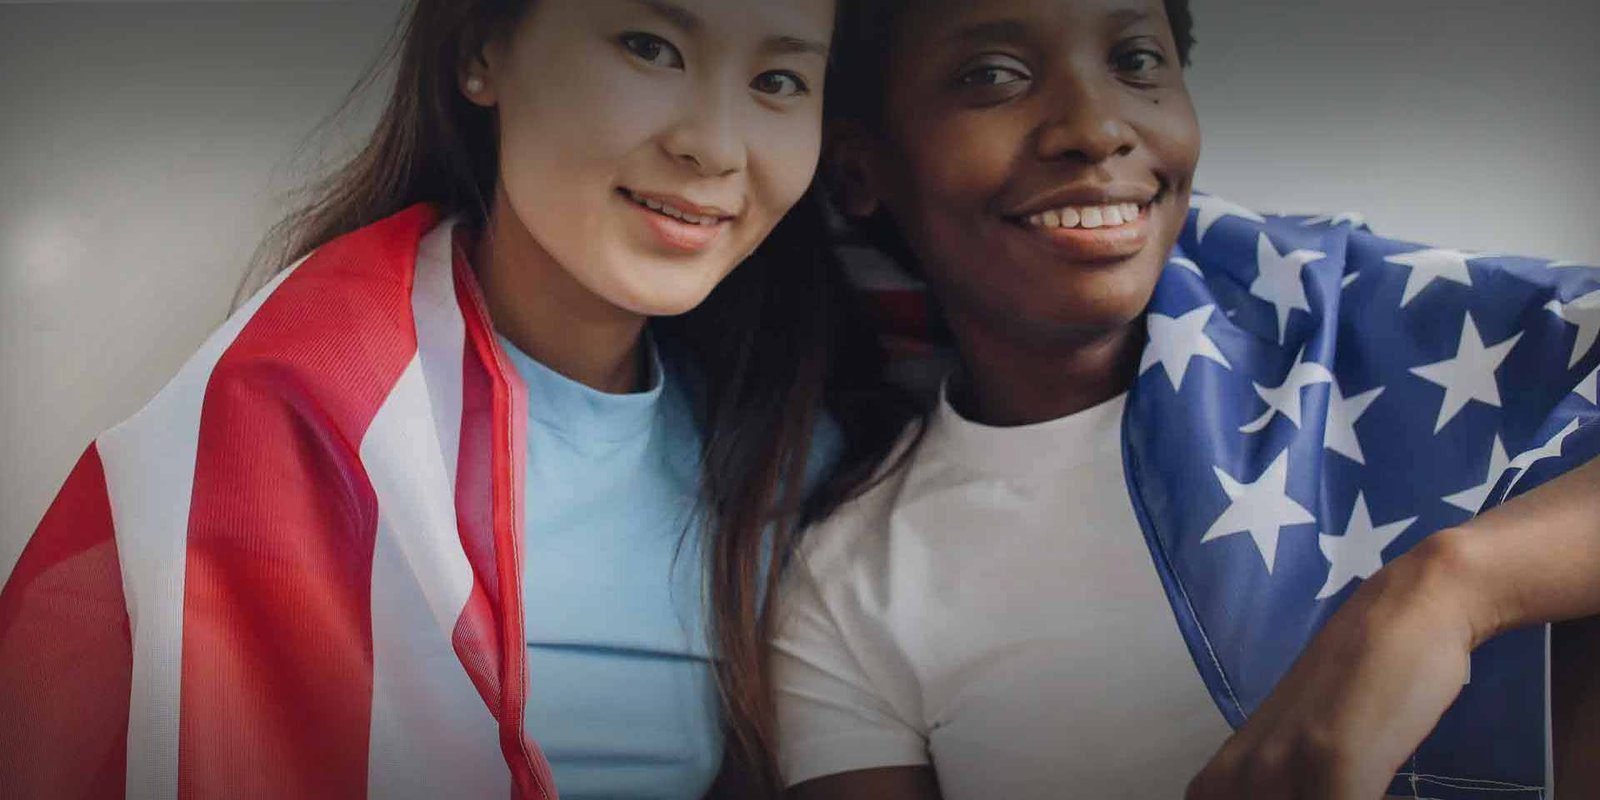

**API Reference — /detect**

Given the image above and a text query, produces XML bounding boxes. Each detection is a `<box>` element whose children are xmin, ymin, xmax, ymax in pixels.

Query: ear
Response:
<box><xmin>457</xmin><ymin>39</ymin><xmax>502</xmax><ymax>108</ymax></box>
<box><xmin>824</xmin><ymin>119</ymin><xmax>885</xmax><ymax>220</ymax></box>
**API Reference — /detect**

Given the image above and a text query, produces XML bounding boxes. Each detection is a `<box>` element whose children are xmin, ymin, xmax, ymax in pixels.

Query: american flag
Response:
<box><xmin>844</xmin><ymin>193</ymin><xmax>1600</xmax><ymax>799</ymax></box>
<box><xmin>0</xmin><ymin>205</ymin><xmax>559</xmax><ymax>799</ymax></box>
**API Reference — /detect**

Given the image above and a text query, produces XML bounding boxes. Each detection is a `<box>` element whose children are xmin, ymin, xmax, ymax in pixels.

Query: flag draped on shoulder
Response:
<box><xmin>845</xmin><ymin>193</ymin><xmax>1600</xmax><ymax>799</ymax></box>
<box><xmin>1126</xmin><ymin>195</ymin><xmax>1600</xmax><ymax>799</ymax></box>
<box><xmin>0</xmin><ymin>204</ymin><xmax>559</xmax><ymax>800</ymax></box>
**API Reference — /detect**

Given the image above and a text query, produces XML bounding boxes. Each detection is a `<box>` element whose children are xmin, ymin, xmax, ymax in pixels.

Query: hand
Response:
<box><xmin>1185</xmin><ymin>531</ymin><xmax>1493</xmax><ymax>800</ymax></box>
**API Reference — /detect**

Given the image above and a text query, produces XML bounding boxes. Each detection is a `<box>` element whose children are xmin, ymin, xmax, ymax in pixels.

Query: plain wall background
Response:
<box><xmin>3</xmin><ymin>0</ymin><xmax>1599</xmax><ymax>581</ymax></box>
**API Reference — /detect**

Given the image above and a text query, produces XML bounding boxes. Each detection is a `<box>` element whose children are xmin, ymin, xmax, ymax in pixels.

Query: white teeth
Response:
<box><xmin>1021</xmin><ymin>201</ymin><xmax>1146</xmax><ymax>230</ymax></box>
<box><xmin>627</xmin><ymin>191</ymin><xmax>721</xmax><ymax>226</ymax></box>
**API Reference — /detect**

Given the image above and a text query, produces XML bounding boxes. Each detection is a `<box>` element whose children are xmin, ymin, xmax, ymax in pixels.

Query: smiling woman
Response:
<box><xmin>773</xmin><ymin>0</ymin><xmax>1600</xmax><ymax>799</ymax></box>
<box><xmin>0</xmin><ymin>0</ymin><xmax>915</xmax><ymax>798</ymax></box>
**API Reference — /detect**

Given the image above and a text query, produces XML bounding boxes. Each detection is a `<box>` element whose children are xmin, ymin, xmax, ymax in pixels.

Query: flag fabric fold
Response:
<box><xmin>1</xmin><ymin>204</ymin><xmax>558</xmax><ymax>800</ymax></box>
<box><xmin>1127</xmin><ymin>198</ymin><xmax>1600</xmax><ymax>799</ymax></box>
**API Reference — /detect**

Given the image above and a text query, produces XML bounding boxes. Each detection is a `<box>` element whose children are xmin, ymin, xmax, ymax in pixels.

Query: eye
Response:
<box><xmin>1113</xmin><ymin>46</ymin><xmax>1166</xmax><ymax>78</ymax></box>
<box><xmin>752</xmin><ymin>70</ymin><xmax>810</xmax><ymax>99</ymax></box>
<box><xmin>954</xmin><ymin>54</ymin><xmax>1032</xmax><ymax>91</ymax></box>
<box><xmin>619</xmin><ymin>32</ymin><xmax>685</xmax><ymax>70</ymax></box>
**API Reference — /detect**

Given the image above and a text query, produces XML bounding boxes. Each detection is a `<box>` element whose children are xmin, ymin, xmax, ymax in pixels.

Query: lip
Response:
<box><xmin>1003</xmin><ymin>186</ymin><xmax>1168</xmax><ymax>263</ymax></box>
<box><xmin>1004</xmin><ymin>181</ymin><xmax>1164</xmax><ymax>220</ymax></box>
<box><xmin>617</xmin><ymin>188</ymin><xmax>732</xmax><ymax>255</ymax></box>
<box><xmin>620</xmin><ymin>188</ymin><xmax>738</xmax><ymax>221</ymax></box>
<box><xmin>1008</xmin><ymin>207</ymin><xmax>1152</xmax><ymax>262</ymax></box>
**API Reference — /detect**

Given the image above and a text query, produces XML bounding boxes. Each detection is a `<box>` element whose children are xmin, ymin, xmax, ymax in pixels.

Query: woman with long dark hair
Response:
<box><xmin>0</xmin><ymin>0</ymin><xmax>908</xmax><ymax>797</ymax></box>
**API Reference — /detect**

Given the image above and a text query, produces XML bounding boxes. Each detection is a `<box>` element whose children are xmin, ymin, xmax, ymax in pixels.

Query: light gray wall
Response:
<box><xmin>3</xmin><ymin>0</ymin><xmax>1598</xmax><ymax>579</ymax></box>
<box><xmin>0</xmin><ymin>2</ymin><xmax>401</xmax><ymax>577</ymax></box>
<box><xmin>1186</xmin><ymin>0</ymin><xmax>1600</xmax><ymax>261</ymax></box>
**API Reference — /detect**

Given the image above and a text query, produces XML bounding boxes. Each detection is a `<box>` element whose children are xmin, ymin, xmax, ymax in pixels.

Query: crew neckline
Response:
<box><xmin>496</xmin><ymin>331</ymin><xmax>667</xmax><ymax>443</ymax></box>
<box><xmin>924</xmin><ymin>377</ymin><xmax>1126</xmax><ymax>478</ymax></box>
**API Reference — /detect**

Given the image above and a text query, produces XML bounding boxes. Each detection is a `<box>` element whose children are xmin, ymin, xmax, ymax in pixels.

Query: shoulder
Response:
<box><xmin>89</xmin><ymin>205</ymin><xmax>456</xmax><ymax>553</ymax></box>
<box><xmin>788</xmin><ymin>420</ymin><xmax>927</xmax><ymax>595</ymax></box>
<box><xmin>215</xmin><ymin>204</ymin><xmax>440</xmax><ymax>380</ymax></box>
<box><xmin>121</xmin><ymin>205</ymin><xmax>444</xmax><ymax>438</ymax></box>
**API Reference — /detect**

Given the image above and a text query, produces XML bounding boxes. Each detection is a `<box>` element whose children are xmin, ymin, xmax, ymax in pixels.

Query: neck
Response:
<box><xmin>946</xmin><ymin>306</ymin><xmax>1144</xmax><ymax>427</ymax></box>
<box><xmin>473</xmin><ymin>186</ymin><xmax>647</xmax><ymax>394</ymax></box>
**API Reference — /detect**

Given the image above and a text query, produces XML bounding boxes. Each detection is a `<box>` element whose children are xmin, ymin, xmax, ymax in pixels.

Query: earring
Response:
<box><xmin>465</xmin><ymin>76</ymin><xmax>485</xmax><ymax>95</ymax></box>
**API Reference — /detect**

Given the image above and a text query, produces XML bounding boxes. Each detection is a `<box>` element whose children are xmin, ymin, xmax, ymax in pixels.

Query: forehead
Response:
<box><xmin>588</xmin><ymin>0</ymin><xmax>835</xmax><ymax>44</ymax></box>
<box><xmin>892</xmin><ymin>0</ymin><xmax>1170</xmax><ymax>46</ymax></box>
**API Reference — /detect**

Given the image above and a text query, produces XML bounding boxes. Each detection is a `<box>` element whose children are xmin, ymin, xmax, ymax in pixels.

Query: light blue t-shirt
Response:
<box><xmin>501</xmin><ymin>332</ymin><xmax>721</xmax><ymax>799</ymax></box>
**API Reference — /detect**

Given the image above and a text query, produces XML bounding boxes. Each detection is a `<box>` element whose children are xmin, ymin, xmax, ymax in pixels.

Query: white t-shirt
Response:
<box><xmin>773</xmin><ymin>388</ymin><xmax>1235</xmax><ymax>799</ymax></box>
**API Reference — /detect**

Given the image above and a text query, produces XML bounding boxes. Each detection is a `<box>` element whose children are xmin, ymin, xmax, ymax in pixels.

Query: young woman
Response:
<box><xmin>773</xmin><ymin>0</ymin><xmax>1600</xmax><ymax>798</ymax></box>
<box><xmin>0</xmin><ymin>0</ymin><xmax>910</xmax><ymax>797</ymax></box>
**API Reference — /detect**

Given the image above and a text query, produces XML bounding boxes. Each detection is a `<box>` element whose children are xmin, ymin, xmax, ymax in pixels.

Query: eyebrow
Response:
<box><xmin>944</xmin><ymin>18</ymin><xmax>1032</xmax><ymax>47</ymax></box>
<box><xmin>764</xmin><ymin>35</ymin><xmax>830</xmax><ymax>59</ymax></box>
<box><xmin>944</xmin><ymin>8</ymin><xmax>1157</xmax><ymax>46</ymax></box>
<box><xmin>628</xmin><ymin>0</ymin><xmax>701</xmax><ymax>32</ymax></box>
<box><xmin>626</xmin><ymin>0</ymin><xmax>829</xmax><ymax>59</ymax></box>
<box><xmin>1108</xmin><ymin>8</ymin><xmax>1154</xmax><ymax>30</ymax></box>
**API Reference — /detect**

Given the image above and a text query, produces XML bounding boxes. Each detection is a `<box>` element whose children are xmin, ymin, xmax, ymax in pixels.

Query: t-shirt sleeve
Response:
<box><xmin>771</xmin><ymin>555</ymin><xmax>928</xmax><ymax>787</ymax></box>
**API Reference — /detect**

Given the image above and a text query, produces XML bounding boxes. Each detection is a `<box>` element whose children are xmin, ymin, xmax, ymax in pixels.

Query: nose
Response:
<box><xmin>661</xmin><ymin>81</ymin><xmax>747</xmax><ymax>178</ymax></box>
<box><xmin>1034</xmin><ymin>71</ymin><xmax>1137</xmax><ymax>164</ymax></box>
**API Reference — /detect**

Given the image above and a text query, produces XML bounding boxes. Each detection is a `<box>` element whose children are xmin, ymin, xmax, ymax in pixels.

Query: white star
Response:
<box><xmin>1203</xmin><ymin>452</ymin><xmax>1317</xmax><ymax>574</ymax></box>
<box><xmin>1302</xmin><ymin>211</ymin><xmax>1368</xmax><ymax>229</ymax></box>
<box><xmin>1141</xmin><ymin>305</ymin><xmax>1233</xmax><ymax>392</ymax></box>
<box><xmin>1317</xmin><ymin>493</ymin><xmax>1416</xmax><ymax>600</ymax></box>
<box><xmin>1251</xmin><ymin>234</ymin><xmax>1326</xmax><ymax>343</ymax></box>
<box><xmin>1192</xmin><ymin>194</ymin><xmax>1266</xmax><ymax>242</ymax></box>
<box><xmin>1442</xmin><ymin>436</ymin><xmax>1511</xmax><ymax>514</ymax></box>
<box><xmin>1170</xmin><ymin>256</ymin><xmax>1203</xmax><ymax>277</ymax></box>
<box><xmin>1324</xmin><ymin>383</ymin><xmax>1385</xmax><ymax>464</ymax></box>
<box><xmin>1341</xmin><ymin>271</ymin><xmax>1361</xmax><ymax>290</ymax></box>
<box><xmin>1578</xmin><ymin>369</ymin><xmax>1599</xmax><ymax>405</ymax></box>
<box><xmin>1240</xmin><ymin>348</ymin><xmax>1335</xmax><ymax>433</ymax></box>
<box><xmin>1502</xmin><ymin>419</ymin><xmax>1585</xmax><ymax>500</ymax></box>
<box><xmin>1544</xmin><ymin>290</ymin><xmax>1600</xmax><ymax>368</ymax></box>
<box><xmin>1507</xmin><ymin>418</ymin><xmax>1583</xmax><ymax>477</ymax></box>
<box><xmin>1409</xmin><ymin>313</ymin><xmax>1523</xmax><ymax>433</ymax></box>
<box><xmin>1384</xmin><ymin>248</ymin><xmax>1476</xmax><ymax>308</ymax></box>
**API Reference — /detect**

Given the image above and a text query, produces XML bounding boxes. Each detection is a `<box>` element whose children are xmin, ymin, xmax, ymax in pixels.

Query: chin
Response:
<box><xmin>606</xmin><ymin>269</ymin><xmax>724</xmax><ymax>319</ymax></box>
<box><xmin>1002</xmin><ymin>270</ymin><xmax>1160</xmax><ymax>343</ymax></box>
<box><xmin>1037</xmin><ymin>299</ymin><xmax>1147</xmax><ymax>340</ymax></box>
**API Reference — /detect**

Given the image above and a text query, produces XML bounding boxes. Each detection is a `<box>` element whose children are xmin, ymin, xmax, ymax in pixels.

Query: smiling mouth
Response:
<box><xmin>1007</xmin><ymin>185</ymin><xmax>1168</xmax><ymax>231</ymax></box>
<box><xmin>618</xmin><ymin>189</ymin><xmax>732</xmax><ymax>227</ymax></box>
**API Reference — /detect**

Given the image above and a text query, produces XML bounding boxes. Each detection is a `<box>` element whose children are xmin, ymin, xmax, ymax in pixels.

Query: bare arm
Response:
<box><xmin>1463</xmin><ymin>455</ymin><xmax>1600</xmax><ymax>793</ymax></box>
<box><xmin>1462</xmin><ymin>455</ymin><xmax>1600</xmax><ymax>638</ymax></box>
<box><xmin>1189</xmin><ymin>453</ymin><xmax>1600</xmax><ymax>798</ymax></box>
<box><xmin>789</xmin><ymin>766</ymin><xmax>942</xmax><ymax>800</ymax></box>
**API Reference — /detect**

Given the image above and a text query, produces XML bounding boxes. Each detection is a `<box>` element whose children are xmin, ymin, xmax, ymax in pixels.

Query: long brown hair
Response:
<box><xmin>243</xmin><ymin>0</ymin><xmax>911</xmax><ymax>794</ymax></box>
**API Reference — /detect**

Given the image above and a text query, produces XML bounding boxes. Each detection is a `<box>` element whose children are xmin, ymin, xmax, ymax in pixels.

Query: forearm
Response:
<box><xmin>1440</xmin><ymin>453</ymin><xmax>1600</xmax><ymax>644</ymax></box>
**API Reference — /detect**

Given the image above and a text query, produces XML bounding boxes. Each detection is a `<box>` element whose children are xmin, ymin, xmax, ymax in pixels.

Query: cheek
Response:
<box><xmin>1143</xmin><ymin>93</ymin><xmax>1203</xmax><ymax>178</ymax></box>
<box><xmin>497</xmin><ymin>47</ymin><xmax>672</xmax><ymax>180</ymax></box>
<box><xmin>897</xmin><ymin>112</ymin><xmax>1019</xmax><ymax>218</ymax></box>
<box><xmin>748</xmin><ymin>113</ymin><xmax>823</xmax><ymax>224</ymax></box>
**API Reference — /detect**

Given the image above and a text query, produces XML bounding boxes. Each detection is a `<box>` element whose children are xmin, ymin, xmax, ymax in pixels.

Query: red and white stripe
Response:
<box><xmin>0</xmin><ymin>204</ymin><xmax>557</xmax><ymax>799</ymax></box>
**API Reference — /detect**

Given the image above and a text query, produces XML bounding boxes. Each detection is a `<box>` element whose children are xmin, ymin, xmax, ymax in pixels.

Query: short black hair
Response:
<box><xmin>829</xmin><ymin>0</ymin><xmax>1196</xmax><ymax>125</ymax></box>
